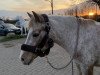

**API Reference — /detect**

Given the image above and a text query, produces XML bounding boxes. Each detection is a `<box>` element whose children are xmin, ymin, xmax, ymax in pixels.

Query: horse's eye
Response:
<box><xmin>33</xmin><ymin>33</ymin><xmax>39</xmax><ymax>37</ymax></box>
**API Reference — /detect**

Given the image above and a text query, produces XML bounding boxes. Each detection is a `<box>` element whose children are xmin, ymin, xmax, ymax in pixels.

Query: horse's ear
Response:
<box><xmin>32</xmin><ymin>11</ymin><xmax>41</xmax><ymax>22</ymax></box>
<box><xmin>27</xmin><ymin>12</ymin><xmax>32</xmax><ymax>18</ymax></box>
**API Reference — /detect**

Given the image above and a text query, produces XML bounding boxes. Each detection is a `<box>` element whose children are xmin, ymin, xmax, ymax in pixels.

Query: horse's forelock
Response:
<box><xmin>28</xmin><ymin>18</ymin><xmax>34</xmax><ymax>28</ymax></box>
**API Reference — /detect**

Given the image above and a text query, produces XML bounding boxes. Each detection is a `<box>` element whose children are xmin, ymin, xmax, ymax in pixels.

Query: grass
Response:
<box><xmin>0</xmin><ymin>34</ymin><xmax>27</xmax><ymax>42</ymax></box>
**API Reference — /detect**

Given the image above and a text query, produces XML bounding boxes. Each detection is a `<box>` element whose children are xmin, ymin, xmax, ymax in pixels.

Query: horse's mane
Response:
<box><xmin>28</xmin><ymin>14</ymin><xmax>96</xmax><ymax>29</ymax></box>
<box><xmin>78</xmin><ymin>18</ymin><xmax>96</xmax><ymax>27</ymax></box>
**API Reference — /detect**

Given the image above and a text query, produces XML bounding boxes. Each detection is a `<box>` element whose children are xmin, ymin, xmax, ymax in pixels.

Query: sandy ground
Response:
<box><xmin>0</xmin><ymin>38</ymin><xmax>100</xmax><ymax>75</ymax></box>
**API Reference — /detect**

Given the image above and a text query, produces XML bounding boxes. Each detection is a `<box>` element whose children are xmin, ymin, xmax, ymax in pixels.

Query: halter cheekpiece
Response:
<box><xmin>21</xmin><ymin>14</ymin><xmax>54</xmax><ymax>57</ymax></box>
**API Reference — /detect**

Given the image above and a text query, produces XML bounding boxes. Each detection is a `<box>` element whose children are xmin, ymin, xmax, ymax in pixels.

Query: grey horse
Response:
<box><xmin>19</xmin><ymin>11</ymin><xmax>100</xmax><ymax>75</ymax></box>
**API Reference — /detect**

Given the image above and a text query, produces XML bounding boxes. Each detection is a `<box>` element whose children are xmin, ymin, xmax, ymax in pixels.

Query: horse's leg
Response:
<box><xmin>25</xmin><ymin>27</ymin><xmax>27</xmax><ymax>35</ymax></box>
<box><xmin>23</xmin><ymin>27</ymin><xmax>25</xmax><ymax>35</ymax></box>
<box><xmin>81</xmin><ymin>64</ymin><xmax>94</xmax><ymax>75</ymax></box>
<box><xmin>76</xmin><ymin>63</ymin><xmax>82</xmax><ymax>75</ymax></box>
<box><xmin>21</xmin><ymin>26</ymin><xmax>23</xmax><ymax>35</ymax></box>
<box><xmin>87</xmin><ymin>65</ymin><xmax>94</xmax><ymax>75</ymax></box>
<box><xmin>26</xmin><ymin>28</ymin><xmax>28</xmax><ymax>34</ymax></box>
<box><xmin>25</xmin><ymin>27</ymin><xmax>26</xmax><ymax>35</ymax></box>
<box><xmin>24</xmin><ymin>26</ymin><xmax>26</xmax><ymax>35</ymax></box>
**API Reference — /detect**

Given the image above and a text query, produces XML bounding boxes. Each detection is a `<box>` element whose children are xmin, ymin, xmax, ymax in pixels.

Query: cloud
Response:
<box><xmin>0</xmin><ymin>0</ymin><xmax>87</xmax><ymax>12</ymax></box>
<box><xmin>12</xmin><ymin>0</ymin><xmax>70</xmax><ymax>12</ymax></box>
<box><xmin>0</xmin><ymin>0</ymin><xmax>19</xmax><ymax>10</ymax></box>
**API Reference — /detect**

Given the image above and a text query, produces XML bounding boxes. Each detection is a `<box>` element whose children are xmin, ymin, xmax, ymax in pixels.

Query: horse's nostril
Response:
<box><xmin>21</xmin><ymin>58</ymin><xmax>24</xmax><ymax>61</ymax></box>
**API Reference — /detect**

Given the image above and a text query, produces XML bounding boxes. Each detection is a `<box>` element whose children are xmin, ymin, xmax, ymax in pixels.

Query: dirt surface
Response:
<box><xmin>0</xmin><ymin>38</ymin><xmax>100</xmax><ymax>75</ymax></box>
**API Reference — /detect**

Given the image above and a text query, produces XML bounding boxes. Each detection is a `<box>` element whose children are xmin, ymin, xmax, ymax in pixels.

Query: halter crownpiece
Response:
<box><xmin>41</xmin><ymin>14</ymin><xmax>50</xmax><ymax>34</ymax></box>
<box><xmin>21</xmin><ymin>14</ymin><xmax>54</xmax><ymax>57</ymax></box>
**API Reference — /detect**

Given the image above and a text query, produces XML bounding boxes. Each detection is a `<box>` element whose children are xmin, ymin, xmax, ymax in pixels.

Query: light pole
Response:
<box><xmin>95</xmin><ymin>3</ymin><xmax>98</xmax><ymax>20</ymax></box>
<box><xmin>75</xmin><ymin>6</ymin><xmax>78</xmax><ymax>17</ymax></box>
<box><xmin>45</xmin><ymin>0</ymin><xmax>53</xmax><ymax>14</ymax></box>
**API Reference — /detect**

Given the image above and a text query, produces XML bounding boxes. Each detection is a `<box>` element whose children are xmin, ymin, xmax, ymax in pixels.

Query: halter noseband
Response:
<box><xmin>21</xmin><ymin>14</ymin><xmax>54</xmax><ymax>57</ymax></box>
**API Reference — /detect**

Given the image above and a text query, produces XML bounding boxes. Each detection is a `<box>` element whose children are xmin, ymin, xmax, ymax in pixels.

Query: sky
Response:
<box><xmin>0</xmin><ymin>0</ymin><xmax>86</xmax><ymax>12</ymax></box>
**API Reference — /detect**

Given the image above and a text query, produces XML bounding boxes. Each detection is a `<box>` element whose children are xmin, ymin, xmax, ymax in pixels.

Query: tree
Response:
<box><xmin>92</xmin><ymin>0</ymin><xmax>100</xmax><ymax>8</ymax></box>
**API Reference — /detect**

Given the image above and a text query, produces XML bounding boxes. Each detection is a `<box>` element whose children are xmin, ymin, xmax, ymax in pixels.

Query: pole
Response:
<box><xmin>75</xmin><ymin>6</ymin><xmax>78</xmax><ymax>17</ymax></box>
<box><xmin>96</xmin><ymin>4</ymin><xmax>98</xmax><ymax>21</ymax></box>
<box><xmin>51</xmin><ymin>0</ymin><xmax>53</xmax><ymax>14</ymax></box>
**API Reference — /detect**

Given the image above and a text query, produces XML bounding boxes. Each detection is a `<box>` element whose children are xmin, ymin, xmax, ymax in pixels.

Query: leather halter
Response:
<box><xmin>21</xmin><ymin>14</ymin><xmax>54</xmax><ymax>57</ymax></box>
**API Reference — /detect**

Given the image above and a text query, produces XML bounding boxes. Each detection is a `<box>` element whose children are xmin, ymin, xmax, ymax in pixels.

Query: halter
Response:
<box><xmin>21</xmin><ymin>14</ymin><xmax>54</xmax><ymax>57</ymax></box>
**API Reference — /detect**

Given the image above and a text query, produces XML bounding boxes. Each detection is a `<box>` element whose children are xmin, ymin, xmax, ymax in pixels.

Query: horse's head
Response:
<box><xmin>19</xmin><ymin>11</ymin><xmax>54</xmax><ymax>65</ymax></box>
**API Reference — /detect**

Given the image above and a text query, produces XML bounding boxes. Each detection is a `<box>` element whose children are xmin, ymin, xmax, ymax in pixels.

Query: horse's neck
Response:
<box><xmin>49</xmin><ymin>16</ymin><xmax>78</xmax><ymax>53</ymax></box>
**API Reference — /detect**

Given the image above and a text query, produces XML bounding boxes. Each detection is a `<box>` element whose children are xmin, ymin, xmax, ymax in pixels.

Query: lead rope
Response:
<box><xmin>71</xmin><ymin>57</ymin><xmax>74</xmax><ymax>75</ymax></box>
<box><xmin>45</xmin><ymin>17</ymin><xmax>80</xmax><ymax>74</ymax></box>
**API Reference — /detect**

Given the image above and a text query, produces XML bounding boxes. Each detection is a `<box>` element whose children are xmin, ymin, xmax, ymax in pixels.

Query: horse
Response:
<box><xmin>15</xmin><ymin>16</ymin><xmax>28</xmax><ymax>35</ymax></box>
<box><xmin>0</xmin><ymin>19</ymin><xmax>5</xmax><ymax>25</ymax></box>
<box><xmin>19</xmin><ymin>11</ymin><xmax>100</xmax><ymax>75</ymax></box>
